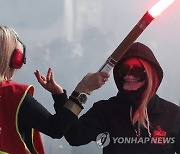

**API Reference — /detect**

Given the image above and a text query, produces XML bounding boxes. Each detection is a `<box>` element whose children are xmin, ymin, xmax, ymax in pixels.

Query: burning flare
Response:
<box><xmin>149</xmin><ymin>0</ymin><xmax>175</xmax><ymax>18</ymax></box>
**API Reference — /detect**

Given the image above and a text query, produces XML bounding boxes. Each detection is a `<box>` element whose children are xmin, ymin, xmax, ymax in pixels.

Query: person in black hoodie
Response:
<box><xmin>64</xmin><ymin>42</ymin><xmax>180</xmax><ymax>154</ymax></box>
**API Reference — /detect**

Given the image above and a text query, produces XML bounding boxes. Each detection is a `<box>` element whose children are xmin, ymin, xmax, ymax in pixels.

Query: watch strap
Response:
<box><xmin>69</xmin><ymin>96</ymin><xmax>84</xmax><ymax>109</ymax></box>
<box><xmin>71</xmin><ymin>91</ymin><xmax>80</xmax><ymax>97</ymax></box>
<box><xmin>71</xmin><ymin>91</ymin><xmax>88</xmax><ymax>104</ymax></box>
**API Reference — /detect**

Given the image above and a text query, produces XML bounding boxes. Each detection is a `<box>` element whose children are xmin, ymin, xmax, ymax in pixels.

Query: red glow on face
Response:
<box><xmin>123</xmin><ymin>58</ymin><xmax>143</xmax><ymax>68</ymax></box>
<box><xmin>148</xmin><ymin>0</ymin><xmax>175</xmax><ymax>18</ymax></box>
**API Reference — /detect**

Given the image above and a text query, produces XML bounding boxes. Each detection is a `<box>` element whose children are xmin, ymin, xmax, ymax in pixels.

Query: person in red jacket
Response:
<box><xmin>0</xmin><ymin>25</ymin><xmax>109</xmax><ymax>154</ymax></box>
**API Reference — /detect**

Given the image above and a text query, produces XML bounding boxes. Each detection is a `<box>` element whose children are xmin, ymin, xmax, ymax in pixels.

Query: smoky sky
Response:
<box><xmin>0</xmin><ymin>0</ymin><xmax>180</xmax><ymax>153</ymax></box>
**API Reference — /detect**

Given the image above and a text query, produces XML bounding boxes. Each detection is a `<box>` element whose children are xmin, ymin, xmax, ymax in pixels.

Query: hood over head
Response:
<box><xmin>113</xmin><ymin>42</ymin><xmax>163</xmax><ymax>91</ymax></box>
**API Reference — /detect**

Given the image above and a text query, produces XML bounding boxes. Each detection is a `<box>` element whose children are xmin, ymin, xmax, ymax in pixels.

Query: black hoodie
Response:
<box><xmin>65</xmin><ymin>42</ymin><xmax>180</xmax><ymax>154</ymax></box>
<box><xmin>113</xmin><ymin>42</ymin><xmax>163</xmax><ymax>90</ymax></box>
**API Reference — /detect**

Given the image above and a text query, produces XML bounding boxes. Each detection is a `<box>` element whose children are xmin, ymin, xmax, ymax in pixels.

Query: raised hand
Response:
<box><xmin>34</xmin><ymin>68</ymin><xmax>63</xmax><ymax>95</ymax></box>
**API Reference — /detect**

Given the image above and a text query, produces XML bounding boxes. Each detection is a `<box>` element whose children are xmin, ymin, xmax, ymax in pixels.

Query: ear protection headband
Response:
<box><xmin>10</xmin><ymin>37</ymin><xmax>26</xmax><ymax>69</ymax></box>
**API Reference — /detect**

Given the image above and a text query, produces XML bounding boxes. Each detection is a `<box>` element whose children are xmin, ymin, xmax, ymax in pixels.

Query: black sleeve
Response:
<box><xmin>18</xmin><ymin>93</ymin><xmax>77</xmax><ymax>139</ymax></box>
<box><xmin>52</xmin><ymin>89</ymin><xmax>68</xmax><ymax>113</ymax></box>
<box><xmin>65</xmin><ymin>101</ymin><xmax>107</xmax><ymax>146</ymax></box>
<box><xmin>175</xmin><ymin>123</ymin><xmax>180</xmax><ymax>153</ymax></box>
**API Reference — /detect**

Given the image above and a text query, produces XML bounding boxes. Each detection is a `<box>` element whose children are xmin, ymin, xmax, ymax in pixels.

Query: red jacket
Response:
<box><xmin>0</xmin><ymin>81</ymin><xmax>44</xmax><ymax>154</ymax></box>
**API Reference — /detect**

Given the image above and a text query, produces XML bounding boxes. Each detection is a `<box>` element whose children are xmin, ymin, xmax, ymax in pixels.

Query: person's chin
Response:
<box><xmin>123</xmin><ymin>82</ymin><xmax>147</xmax><ymax>101</ymax></box>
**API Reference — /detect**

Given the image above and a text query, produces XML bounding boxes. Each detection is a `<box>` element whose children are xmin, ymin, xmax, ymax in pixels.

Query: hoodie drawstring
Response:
<box><xmin>130</xmin><ymin>107</ymin><xmax>151</xmax><ymax>137</ymax></box>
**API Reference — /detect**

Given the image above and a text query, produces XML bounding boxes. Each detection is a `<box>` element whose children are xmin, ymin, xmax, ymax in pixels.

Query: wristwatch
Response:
<box><xmin>70</xmin><ymin>91</ymin><xmax>88</xmax><ymax>104</ymax></box>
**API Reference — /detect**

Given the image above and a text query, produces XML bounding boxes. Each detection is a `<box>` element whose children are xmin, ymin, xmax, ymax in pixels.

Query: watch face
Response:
<box><xmin>78</xmin><ymin>93</ymin><xmax>87</xmax><ymax>104</ymax></box>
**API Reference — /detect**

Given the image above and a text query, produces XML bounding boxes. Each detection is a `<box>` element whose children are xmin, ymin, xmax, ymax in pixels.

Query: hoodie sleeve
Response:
<box><xmin>174</xmin><ymin>111</ymin><xmax>180</xmax><ymax>154</ymax></box>
<box><xmin>175</xmin><ymin>129</ymin><xmax>180</xmax><ymax>153</ymax></box>
<box><xmin>65</xmin><ymin>101</ymin><xmax>107</xmax><ymax>146</ymax></box>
